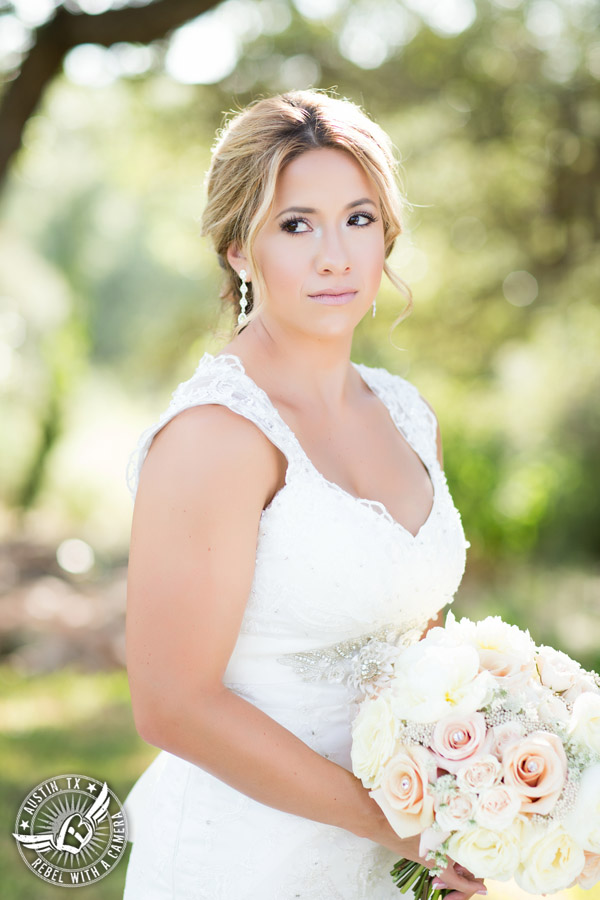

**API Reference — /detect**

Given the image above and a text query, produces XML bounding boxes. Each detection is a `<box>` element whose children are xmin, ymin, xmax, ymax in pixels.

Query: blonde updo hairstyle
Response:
<box><xmin>201</xmin><ymin>88</ymin><xmax>412</xmax><ymax>338</ymax></box>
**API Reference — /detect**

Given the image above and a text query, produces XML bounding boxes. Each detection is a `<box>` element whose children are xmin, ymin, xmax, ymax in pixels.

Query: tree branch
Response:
<box><xmin>0</xmin><ymin>0</ymin><xmax>221</xmax><ymax>185</ymax></box>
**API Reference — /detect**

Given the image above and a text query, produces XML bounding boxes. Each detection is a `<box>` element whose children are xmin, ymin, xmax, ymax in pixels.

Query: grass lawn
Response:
<box><xmin>0</xmin><ymin>667</ymin><xmax>156</xmax><ymax>899</ymax></box>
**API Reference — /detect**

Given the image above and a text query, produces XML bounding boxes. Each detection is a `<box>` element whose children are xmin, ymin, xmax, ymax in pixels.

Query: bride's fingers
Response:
<box><xmin>437</xmin><ymin>863</ymin><xmax>486</xmax><ymax>897</ymax></box>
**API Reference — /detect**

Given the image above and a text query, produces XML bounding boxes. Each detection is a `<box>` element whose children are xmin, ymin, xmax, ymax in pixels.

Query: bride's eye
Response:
<box><xmin>279</xmin><ymin>217</ymin><xmax>310</xmax><ymax>234</ymax></box>
<box><xmin>347</xmin><ymin>211</ymin><xmax>378</xmax><ymax>227</ymax></box>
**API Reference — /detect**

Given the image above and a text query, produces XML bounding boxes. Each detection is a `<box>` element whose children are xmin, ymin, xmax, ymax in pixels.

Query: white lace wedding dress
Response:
<box><xmin>122</xmin><ymin>352</ymin><xmax>470</xmax><ymax>899</ymax></box>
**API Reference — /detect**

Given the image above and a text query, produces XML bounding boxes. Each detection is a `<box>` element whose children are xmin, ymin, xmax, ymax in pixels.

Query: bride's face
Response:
<box><xmin>248</xmin><ymin>147</ymin><xmax>385</xmax><ymax>337</ymax></box>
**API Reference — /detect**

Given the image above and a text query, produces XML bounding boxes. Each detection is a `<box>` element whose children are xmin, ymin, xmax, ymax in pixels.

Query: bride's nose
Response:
<box><xmin>314</xmin><ymin>226</ymin><xmax>352</xmax><ymax>275</ymax></box>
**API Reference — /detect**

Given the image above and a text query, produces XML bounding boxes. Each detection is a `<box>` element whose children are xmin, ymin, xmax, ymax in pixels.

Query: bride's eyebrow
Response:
<box><xmin>275</xmin><ymin>197</ymin><xmax>377</xmax><ymax>217</ymax></box>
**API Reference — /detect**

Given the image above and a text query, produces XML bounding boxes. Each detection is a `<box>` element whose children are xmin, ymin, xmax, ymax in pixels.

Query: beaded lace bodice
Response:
<box><xmin>127</xmin><ymin>351</ymin><xmax>469</xmax><ymax>650</ymax></box>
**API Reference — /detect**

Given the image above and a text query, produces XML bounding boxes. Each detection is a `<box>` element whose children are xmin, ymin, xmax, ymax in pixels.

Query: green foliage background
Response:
<box><xmin>1</xmin><ymin>0</ymin><xmax>599</xmax><ymax>896</ymax></box>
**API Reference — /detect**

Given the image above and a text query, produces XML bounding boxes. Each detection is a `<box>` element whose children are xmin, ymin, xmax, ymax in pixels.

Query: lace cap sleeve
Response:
<box><xmin>125</xmin><ymin>353</ymin><xmax>298</xmax><ymax>502</ymax></box>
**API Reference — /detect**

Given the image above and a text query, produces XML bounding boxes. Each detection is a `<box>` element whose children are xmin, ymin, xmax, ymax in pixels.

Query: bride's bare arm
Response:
<box><xmin>126</xmin><ymin>405</ymin><xmax>484</xmax><ymax>900</ymax></box>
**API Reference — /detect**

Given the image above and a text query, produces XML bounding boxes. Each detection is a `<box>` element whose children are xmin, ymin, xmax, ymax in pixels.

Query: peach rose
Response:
<box><xmin>578</xmin><ymin>851</ymin><xmax>600</xmax><ymax>890</ymax></box>
<box><xmin>430</xmin><ymin>712</ymin><xmax>489</xmax><ymax>774</ymax></box>
<box><xmin>503</xmin><ymin>731</ymin><xmax>567</xmax><ymax>815</ymax></box>
<box><xmin>456</xmin><ymin>754</ymin><xmax>502</xmax><ymax>793</ymax></box>
<box><xmin>369</xmin><ymin>745</ymin><xmax>435</xmax><ymax>838</ymax></box>
<box><xmin>475</xmin><ymin>784</ymin><xmax>521</xmax><ymax>830</ymax></box>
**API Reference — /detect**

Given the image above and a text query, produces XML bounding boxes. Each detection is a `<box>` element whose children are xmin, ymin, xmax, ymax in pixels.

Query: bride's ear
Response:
<box><xmin>226</xmin><ymin>243</ymin><xmax>251</xmax><ymax>281</ymax></box>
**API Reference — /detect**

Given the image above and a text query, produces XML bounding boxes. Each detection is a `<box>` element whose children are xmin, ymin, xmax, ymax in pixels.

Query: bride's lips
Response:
<box><xmin>308</xmin><ymin>291</ymin><xmax>358</xmax><ymax>305</ymax></box>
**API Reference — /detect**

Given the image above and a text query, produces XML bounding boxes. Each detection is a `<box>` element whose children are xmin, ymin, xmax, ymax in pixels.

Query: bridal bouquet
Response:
<box><xmin>350</xmin><ymin>613</ymin><xmax>600</xmax><ymax>897</ymax></box>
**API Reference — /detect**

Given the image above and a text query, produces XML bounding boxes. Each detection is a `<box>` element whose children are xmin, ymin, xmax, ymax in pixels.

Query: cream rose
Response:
<box><xmin>430</xmin><ymin>712</ymin><xmax>489</xmax><ymax>774</ymax></box>
<box><xmin>565</xmin><ymin>673</ymin><xmax>600</xmax><ymax>703</ymax></box>
<box><xmin>536</xmin><ymin>645</ymin><xmax>584</xmax><ymax>693</ymax></box>
<box><xmin>563</xmin><ymin>764</ymin><xmax>600</xmax><ymax>853</ymax></box>
<box><xmin>390</xmin><ymin>641</ymin><xmax>493</xmax><ymax>723</ymax></box>
<box><xmin>446</xmin><ymin>613</ymin><xmax>536</xmax><ymax>689</ymax></box>
<box><xmin>503</xmin><ymin>731</ymin><xmax>567</xmax><ymax>814</ymax></box>
<box><xmin>569</xmin><ymin>692</ymin><xmax>600</xmax><ymax>755</ymax></box>
<box><xmin>516</xmin><ymin>821</ymin><xmax>585</xmax><ymax>894</ymax></box>
<box><xmin>475</xmin><ymin>784</ymin><xmax>521</xmax><ymax>831</ymax></box>
<box><xmin>434</xmin><ymin>786</ymin><xmax>477</xmax><ymax>833</ymax></box>
<box><xmin>456</xmin><ymin>755</ymin><xmax>502</xmax><ymax>793</ymax></box>
<box><xmin>369</xmin><ymin>745</ymin><xmax>435</xmax><ymax>838</ymax></box>
<box><xmin>447</xmin><ymin>821</ymin><xmax>521</xmax><ymax>881</ymax></box>
<box><xmin>578</xmin><ymin>851</ymin><xmax>600</xmax><ymax>890</ymax></box>
<box><xmin>350</xmin><ymin>694</ymin><xmax>397</xmax><ymax>788</ymax></box>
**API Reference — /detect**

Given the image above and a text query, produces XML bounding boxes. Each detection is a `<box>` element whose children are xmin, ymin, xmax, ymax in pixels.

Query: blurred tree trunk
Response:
<box><xmin>0</xmin><ymin>0</ymin><xmax>221</xmax><ymax>186</ymax></box>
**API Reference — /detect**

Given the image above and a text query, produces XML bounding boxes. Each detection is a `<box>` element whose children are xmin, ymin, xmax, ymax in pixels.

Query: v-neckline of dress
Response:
<box><xmin>207</xmin><ymin>352</ymin><xmax>438</xmax><ymax>542</ymax></box>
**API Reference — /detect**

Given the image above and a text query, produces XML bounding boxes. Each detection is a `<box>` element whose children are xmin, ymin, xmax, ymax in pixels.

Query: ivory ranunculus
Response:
<box><xmin>369</xmin><ymin>745</ymin><xmax>435</xmax><ymax>838</ymax></box>
<box><xmin>430</xmin><ymin>712</ymin><xmax>489</xmax><ymax>774</ymax></box>
<box><xmin>447</xmin><ymin>822</ymin><xmax>521</xmax><ymax>881</ymax></box>
<box><xmin>503</xmin><ymin>731</ymin><xmax>567</xmax><ymax>814</ymax></box>
<box><xmin>578</xmin><ymin>851</ymin><xmax>600</xmax><ymax>889</ymax></box>
<box><xmin>350</xmin><ymin>694</ymin><xmax>397</xmax><ymax>788</ymax></box>
<box><xmin>516</xmin><ymin>821</ymin><xmax>585</xmax><ymax>894</ymax></box>
<box><xmin>456</xmin><ymin>755</ymin><xmax>502</xmax><ymax>793</ymax></box>
<box><xmin>446</xmin><ymin>613</ymin><xmax>536</xmax><ymax>689</ymax></box>
<box><xmin>390</xmin><ymin>641</ymin><xmax>493</xmax><ymax>723</ymax></box>
<box><xmin>569</xmin><ymin>692</ymin><xmax>600</xmax><ymax>755</ymax></box>
<box><xmin>563</xmin><ymin>764</ymin><xmax>600</xmax><ymax>853</ymax></box>
<box><xmin>434</xmin><ymin>787</ymin><xmax>477</xmax><ymax>833</ymax></box>
<box><xmin>475</xmin><ymin>784</ymin><xmax>521</xmax><ymax>831</ymax></box>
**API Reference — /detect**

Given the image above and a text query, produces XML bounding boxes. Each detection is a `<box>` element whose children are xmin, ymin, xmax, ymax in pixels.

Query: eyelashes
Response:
<box><xmin>279</xmin><ymin>210</ymin><xmax>378</xmax><ymax>235</ymax></box>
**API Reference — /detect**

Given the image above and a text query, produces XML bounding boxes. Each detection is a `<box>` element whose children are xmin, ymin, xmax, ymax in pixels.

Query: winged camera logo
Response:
<box><xmin>13</xmin><ymin>774</ymin><xmax>128</xmax><ymax>887</ymax></box>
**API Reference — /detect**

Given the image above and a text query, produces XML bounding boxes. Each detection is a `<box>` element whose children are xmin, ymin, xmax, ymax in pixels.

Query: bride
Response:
<box><xmin>122</xmin><ymin>88</ymin><xmax>485</xmax><ymax>899</ymax></box>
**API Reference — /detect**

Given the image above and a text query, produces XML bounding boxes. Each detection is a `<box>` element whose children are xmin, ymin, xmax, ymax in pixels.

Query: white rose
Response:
<box><xmin>447</xmin><ymin>822</ymin><xmax>521</xmax><ymax>881</ymax></box>
<box><xmin>456</xmin><ymin>755</ymin><xmax>502</xmax><ymax>793</ymax></box>
<box><xmin>475</xmin><ymin>784</ymin><xmax>521</xmax><ymax>831</ymax></box>
<box><xmin>390</xmin><ymin>642</ymin><xmax>493</xmax><ymax>723</ymax></box>
<box><xmin>536</xmin><ymin>645</ymin><xmax>583</xmax><ymax>693</ymax></box>
<box><xmin>563</xmin><ymin>764</ymin><xmax>600</xmax><ymax>853</ymax></box>
<box><xmin>569</xmin><ymin>693</ymin><xmax>600</xmax><ymax>754</ymax></box>
<box><xmin>447</xmin><ymin>614</ymin><xmax>537</xmax><ymax>689</ymax></box>
<box><xmin>434</xmin><ymin>786</ymin><xmax>477</xmax><ymax>833</ymax></box>
<box><xmin>351</xmin><ymin>694</ymin><xmax>397</xmax><ymax>788</ymax></box>
<box><xmin>516</xmin><ymin>820</ymin><xmax>585</xmax><ymax>894</ymax></box>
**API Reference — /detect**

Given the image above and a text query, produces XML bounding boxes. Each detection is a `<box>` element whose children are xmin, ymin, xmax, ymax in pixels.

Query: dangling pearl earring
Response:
<box><xmin>238</xmin><ymin>269</ymin><xmax>248</xmax><ymax>325</ymax></box>
<box><xmin>372</xmin><ymin>298</ymin><xmax>376</xmax><ymax>318</ymax></box>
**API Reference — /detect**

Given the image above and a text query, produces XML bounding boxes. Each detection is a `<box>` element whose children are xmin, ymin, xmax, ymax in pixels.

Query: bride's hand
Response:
<box><xmin>431</xmin><ymin>859</ymin><xmax>487</xmax><ymax>900</ymax></box>
<box><xmin>379</xmin><ymin>833</ymin><xmax>487</xmax><ymax>900</ymax></box>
